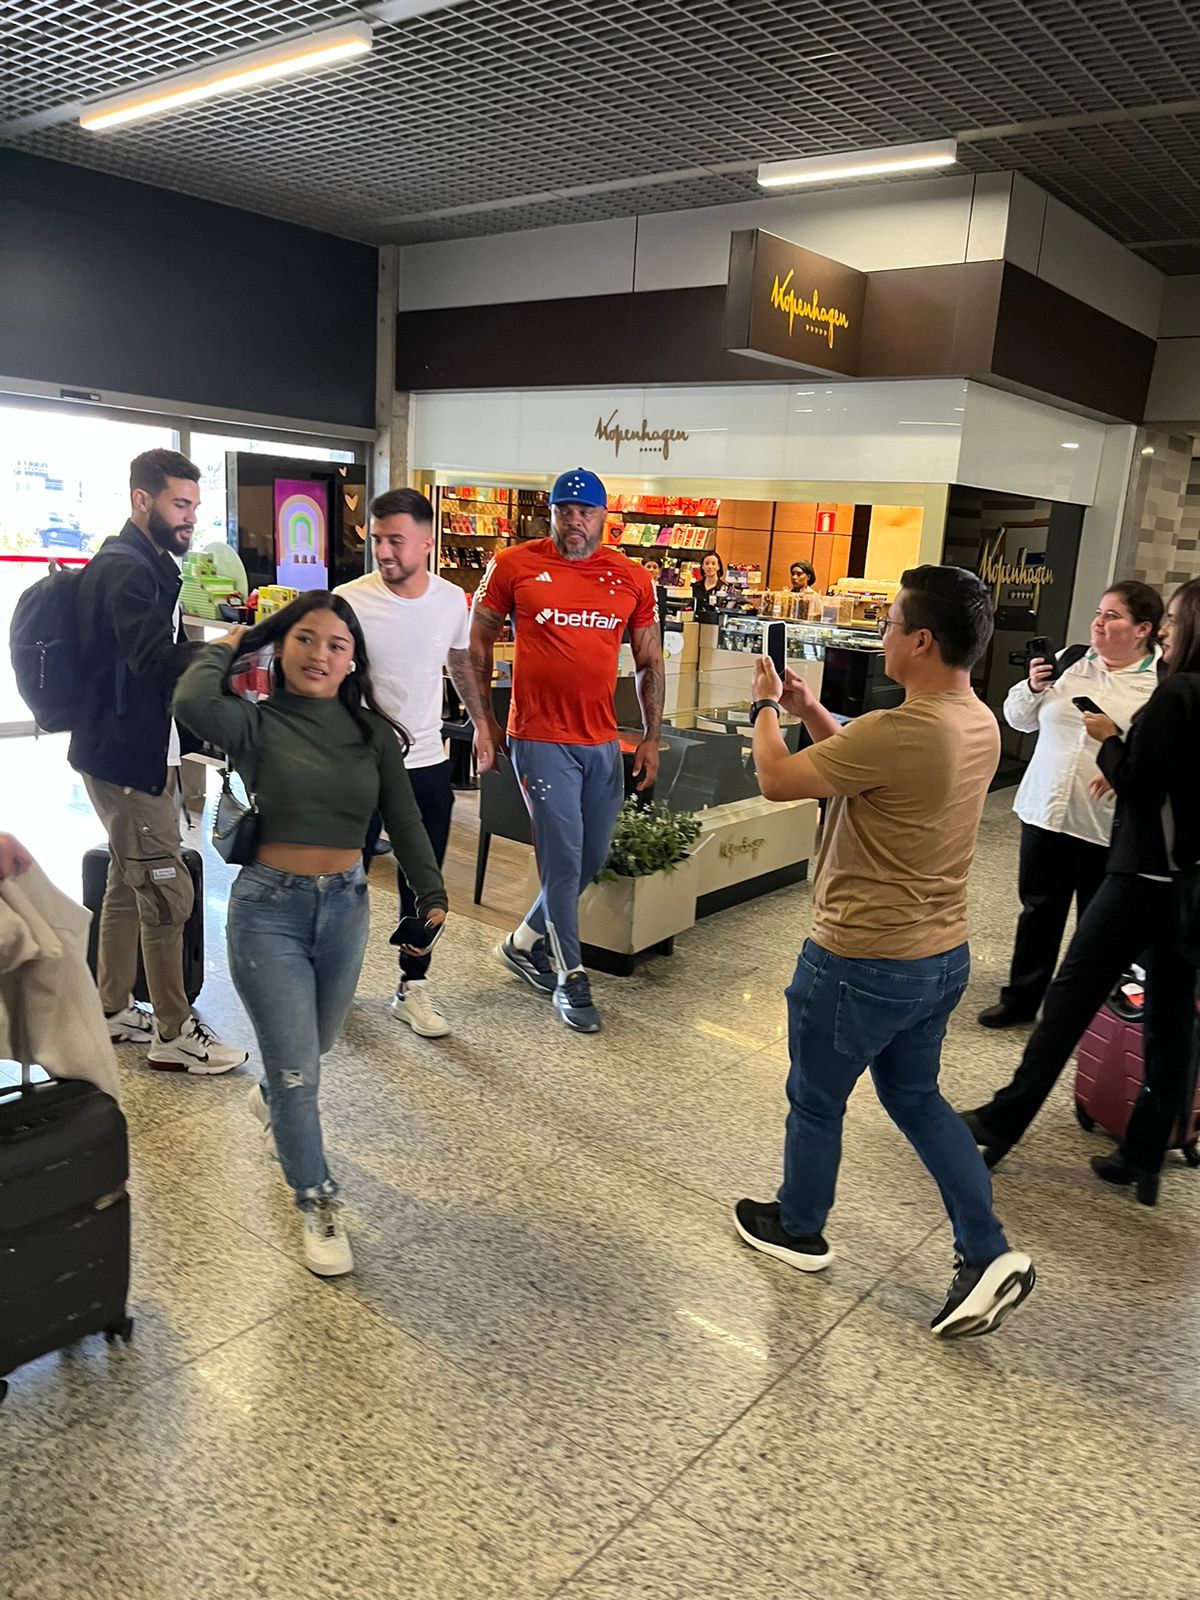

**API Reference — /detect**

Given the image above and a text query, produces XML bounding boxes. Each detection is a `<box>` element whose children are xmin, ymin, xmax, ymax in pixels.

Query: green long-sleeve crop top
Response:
<box><xmin>172</xmin><ymin>644</ymin><xmax>447</xmax><ymax>917</ymax></box>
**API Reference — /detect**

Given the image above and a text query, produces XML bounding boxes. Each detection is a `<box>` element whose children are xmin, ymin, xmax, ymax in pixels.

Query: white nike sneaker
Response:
<box><xmin>106</xmin><ymin>1000</ymin><xmax>155</xmax><ymax>1044</ymax></box>
<box><xmin>302</xmin><ymin>1198</ymin><xmax>354</xmax><ymax>1277</ymax></box>
<box><xmin>147</xmin><ymin>1016</ymin><xmax>248</xmax><ymax>1075</ymax></box>
<box><xmin>388</xmin><ymin>982</ymin><xmax>451</xmax><ymax>1038</ymax></box>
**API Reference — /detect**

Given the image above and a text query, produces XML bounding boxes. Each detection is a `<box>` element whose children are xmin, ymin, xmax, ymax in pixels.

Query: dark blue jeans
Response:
<box><xmin>779</xmin><ymin>940</ymin><xmax>1009</xmax><ymax>1265</ymax></box>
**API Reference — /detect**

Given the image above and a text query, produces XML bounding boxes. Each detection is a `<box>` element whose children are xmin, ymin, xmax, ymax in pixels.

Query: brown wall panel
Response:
<box><xmin>831</xmin><ymin>534</ymin><xmax>853</xmax><ymax>586</ymax></box>
<box><xmin>773</xmin><ymin>501</ymin><xmax>817</xmax><ymax>533</ymax></box>
<box><xmin>729</xmin><ymin>528</ymin><xmax>771</xmax><ymax>567</ymax></box>
<box><xmin>768</xmin><ymin>530</ymin><xmax>816</xmax><ymax>589</ymax></box>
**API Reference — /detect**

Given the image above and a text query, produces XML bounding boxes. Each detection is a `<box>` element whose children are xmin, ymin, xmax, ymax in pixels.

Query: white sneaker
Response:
<box><xmin>106</xmin><ymin>999</ymin><xmax>155</xmax><ymax>1044</ymax></box>
<box><xmin>148</xmin><ymin>1016</ymin><xmax>248</xmax><ymax>1075</ymax></box>
<box><xmin>388</xmin><ymin>982</ymin><xmax>451</xmax><ymax>1038</ymax></box>
<box><xmin>302</xmin><ymin>1198</ymin><xmax>353</xmax><ymax>1277</ymax></box>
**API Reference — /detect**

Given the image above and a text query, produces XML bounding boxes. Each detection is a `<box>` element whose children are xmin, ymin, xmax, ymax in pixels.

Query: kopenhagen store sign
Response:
<box><xmin>411</xmin><ymin>380</ymin><xmax>970</xmax><ymax>482</ymax></box>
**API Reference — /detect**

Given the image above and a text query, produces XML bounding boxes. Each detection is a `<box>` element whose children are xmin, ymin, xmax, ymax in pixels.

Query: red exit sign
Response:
<box><xmin>816</xmin><ymin>510</ymin><xmax>836</xmax><ymax>534</ymax></box>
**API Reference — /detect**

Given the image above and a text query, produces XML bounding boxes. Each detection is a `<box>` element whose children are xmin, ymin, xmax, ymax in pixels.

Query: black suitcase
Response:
<box><xmin>83</xmin><ymin>844</ymin><xmax>205</xmax><ymax>1005</ymax></box>
<box><xmin>0</xmin><ymin>1066</ymin><xmax>133</xmax><ymax>1401</ymax></box>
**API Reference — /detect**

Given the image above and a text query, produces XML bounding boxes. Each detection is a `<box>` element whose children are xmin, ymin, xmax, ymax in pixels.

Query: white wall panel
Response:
<box><xmin>1035</xmin><ymin>195</ymin><xmax>1163</xmax><ymax>338</ymax></box>
<box><xmin>1069</xmin><ymin>424</ymin><xmax>1137</xmax><ymax>640</ymax></box>
<box><xmin>957</xmin><ymin>384</ymin><xmax>1106</xmax><ymax>503</ymax></box>
<box><xmin>398</xmin><ymin>217</ymin><xmax>637</xmax><ymax>311</ymax></box>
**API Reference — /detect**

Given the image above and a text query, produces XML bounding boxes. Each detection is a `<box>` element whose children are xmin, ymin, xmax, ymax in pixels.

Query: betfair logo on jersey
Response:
<box><xmin>534</xmin><ymin>607</ymin><xmax>623</xmax><ymax>630</ymax></box>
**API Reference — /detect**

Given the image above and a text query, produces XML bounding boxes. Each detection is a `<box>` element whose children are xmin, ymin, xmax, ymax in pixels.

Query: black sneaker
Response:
<box><xmin>733</xmin><ymin>1198</ymin><xmax>834</xmax><ymax>1272</ymax></box>
<box><xmin>930</xmin><ymin>1251</ymin><xmax>1036</xmax><ymax>1339</ymax></box>
<box><xmin>553</xmin><ymin>969</ymin><xmax>601</xmax><ymax>1033</ymax></box>
<box><xmin>494</xmin><ymin>934</ymin><xmax>556</xmax><ymax>995</ymax></box>
<box><xmin>977</xmin><ymin>1002</ymin><xmax>1038</xmax><ymax>1030</ymax></box>
<box><xmin>961</xmin><ymin>1108</ymin><xmax>1012</xmax><ymax>1169</ymax></box>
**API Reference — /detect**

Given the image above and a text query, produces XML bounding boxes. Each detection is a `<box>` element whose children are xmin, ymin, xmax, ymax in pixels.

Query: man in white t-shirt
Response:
<box><xmin>337</xmin><ymin>488</ymin><xmax>484</xmax><ymax>1038</ymax></box>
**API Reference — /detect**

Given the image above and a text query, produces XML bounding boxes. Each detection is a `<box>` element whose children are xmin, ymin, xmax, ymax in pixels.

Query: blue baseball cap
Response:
<box><xmin>549</xmin><ymin>467</ymin><xmax>608</xmax><ymax>509</ymax></box>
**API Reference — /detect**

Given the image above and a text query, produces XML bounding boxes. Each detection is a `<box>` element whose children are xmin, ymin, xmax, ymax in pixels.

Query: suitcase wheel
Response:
<box><xmin>104</xmin><ymin>1316</ymin><xmax>135</xmax><ymax>1344</ymax></box>
<box><xmin>1181</xmin><ymin>1141</ymin><xmax>1200</xmax><ymax>1170</ymax></box>
<box><xmin>1074</xmin><ymin>1100</ymin><xmax>1096</xmax><ymax>1133</ymax></box>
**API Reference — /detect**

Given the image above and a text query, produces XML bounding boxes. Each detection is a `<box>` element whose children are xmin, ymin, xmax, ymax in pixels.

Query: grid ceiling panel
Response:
<box><xmin>4</xmin><ymin>0</ymin><xmax>1200</xmax><ymax>270</ymax></box>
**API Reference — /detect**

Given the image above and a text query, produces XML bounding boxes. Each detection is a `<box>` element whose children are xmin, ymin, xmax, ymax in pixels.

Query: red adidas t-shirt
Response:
<box><xmin>475</xmin><ymin>538</ymin><xmax>658</xmax><ymax>744</ymax></box>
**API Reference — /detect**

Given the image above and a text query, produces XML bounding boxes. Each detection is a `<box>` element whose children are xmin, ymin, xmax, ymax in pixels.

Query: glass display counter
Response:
<box><xmin>715</xmin><ymin>614</ymin><xmax>884</xmax><ymax>661</ymax></box>
<box><xmin>708</xmin><ymin>616</ymin><xmax>901</xmax><ymax>717</ymax></box>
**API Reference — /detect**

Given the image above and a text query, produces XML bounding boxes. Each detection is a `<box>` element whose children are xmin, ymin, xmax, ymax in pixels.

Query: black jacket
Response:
<box><xmin>1098</xmin><ymin>671</ymin><xmax>1200</xmax><ymax>876</ymax></box>
<box><xmin>68</xmin><ymin>521</ymin><xmax>201</xmax><ymax>795</ymax></box>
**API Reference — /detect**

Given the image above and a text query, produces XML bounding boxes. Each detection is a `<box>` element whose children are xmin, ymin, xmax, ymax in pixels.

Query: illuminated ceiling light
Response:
<box><xmin>1141</xmin><ymin>446</ymin><xmax>1156</xmax><ymax>456</ymax></box>
<box><xmin>79</xmin><ymin>21</ymin><xmax>372</xmax><ymax>132</ymax></box>
<box><xmin>757</xmin><ymin>139</ymin><xmax>958</xmax><ymax>189</ymax></box>
<box><xmin>1061</xmin><ymin>442</ymin><xmax>1080</xmax><ymax>449</ymax></box>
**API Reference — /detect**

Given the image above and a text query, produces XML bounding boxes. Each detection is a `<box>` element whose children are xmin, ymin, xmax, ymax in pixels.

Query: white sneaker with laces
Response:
<box><xmin>388</xmin><ymin>982</ymin><xmax>451</xmax><ymax>1038</ymax></box>
<box><xmin>106</xmin><ymin>999</ymin><xmax>155</xmax><ymax>1044</ymax></box>
<box><xmin>302</xmin><ymin>1198</ymin><xmax>353</xmax><ymax>1277</ymax></box>
<box><xmin>147</xmin><ymin>1016</ymin><xmax>248</xmax><ymax>1075</ymax></box>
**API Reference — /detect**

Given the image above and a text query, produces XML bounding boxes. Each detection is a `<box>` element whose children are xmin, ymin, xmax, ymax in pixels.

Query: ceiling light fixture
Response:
<box><xmin>79</xmin><ymin>21</ymin><xmax>373</xmax><ymax>132</ymax></box>
<box><xmin>757</xmin><ymin>139</ymin><xmax>958</xmax><ymax>190</ymax></box>
<box><xmin>1061</xmin><ymin>442</ymin><xmax>1080</xmax><ymax>450</ymax></box>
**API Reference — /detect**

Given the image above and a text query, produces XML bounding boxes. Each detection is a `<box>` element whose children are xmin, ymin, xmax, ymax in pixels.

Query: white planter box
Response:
<box><xmin>525</xmin><ymin>855</ymin><xmax>698</xmax><ymax>956</ymax></box>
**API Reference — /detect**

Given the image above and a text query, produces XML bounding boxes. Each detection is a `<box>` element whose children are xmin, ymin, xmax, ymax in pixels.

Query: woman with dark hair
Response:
<box><xmin>691</xmin><ymin>551</ymin><xmax>725</xmax><ymax>618</ymax></box>
<box><xmin>172</xmin><ymin>591</ymin><xmax>447</xmax><ymax>1274</ymax></box>
<box><xmin>964</xmin><ymin>577</ymin><xmax>1200</xmax><ymax>1201</ymax></box>
<box><xmin>978</xmin><ymin>580</ymin><xmax>1163</xmax><ymax>1028</ymax></box>
<box><xmin>789</xmin><ymin>559</ymin><xmax>816</xmax><ymax>592</ymax></box>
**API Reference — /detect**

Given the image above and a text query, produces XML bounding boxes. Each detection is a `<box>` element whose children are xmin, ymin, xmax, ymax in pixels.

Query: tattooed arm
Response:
<box><xmin>629</xmin><ymin>622</ymin><xmax>665</xmax><ymax>790</ymax></box>
<box><xmin>466</xmin><ymin>600</ymin><xmax>507</xmax><ymax>772</ymax></box>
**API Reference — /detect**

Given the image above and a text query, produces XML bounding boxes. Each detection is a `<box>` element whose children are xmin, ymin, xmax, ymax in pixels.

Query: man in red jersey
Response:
<box><xmin>469</xmin><ymin>467</ymin><xmax>664</xmax><ymax>1032</ymax></box>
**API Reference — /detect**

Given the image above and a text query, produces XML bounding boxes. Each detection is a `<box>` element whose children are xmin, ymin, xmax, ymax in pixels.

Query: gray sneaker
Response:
<box><xmin>553</xmin><ymin>970</ymin><xmax>601</xmax><ymax>1033</ymax></box>
<box><xmin>494</xmin><ymin>934</ymin><xmax>556</xmax><ymax>995</ymax></box>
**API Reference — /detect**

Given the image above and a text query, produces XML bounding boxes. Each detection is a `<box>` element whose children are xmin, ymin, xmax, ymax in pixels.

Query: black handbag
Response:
<box><xmin>212</xmin><ymin>768</ymin><xmax>259</xmax><ymax>866</ymax></box>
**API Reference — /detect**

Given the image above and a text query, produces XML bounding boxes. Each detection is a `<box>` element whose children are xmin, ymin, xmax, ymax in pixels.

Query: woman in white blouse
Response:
<box><xmin>977</xmin><ymin>580</ymin><xmax>1163</xmax><ymax>1028</ymax></box>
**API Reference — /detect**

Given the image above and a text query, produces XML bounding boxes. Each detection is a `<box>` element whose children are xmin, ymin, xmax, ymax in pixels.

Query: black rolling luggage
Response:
<box><xmin>82</xmin><ymin>843</ymin><xmax>205</xmax><ymax>1005</ymax></box>
<box><xmin>0</xmin><ymin>1065</ymin><xmax>133</xmax><ymax>1402</ymax></box>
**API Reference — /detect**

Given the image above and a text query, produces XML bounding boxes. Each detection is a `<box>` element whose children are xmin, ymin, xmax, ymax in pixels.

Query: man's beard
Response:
<box><xmin>147</xmin><ymin>508</ymin><xmax>192</xmax><ymax>556</ymax></box>
<box><xmin>551</xmin><ymin>528</ymin><xmax>602</xmax><ymax>562</ymax></box>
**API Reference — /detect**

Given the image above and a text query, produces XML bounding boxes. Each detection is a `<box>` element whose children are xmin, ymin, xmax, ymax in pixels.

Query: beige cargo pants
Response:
<box><xmin>83</xmin><ymin>770</ymin><xmax>194</xmax><ymax>1040</ymax></box>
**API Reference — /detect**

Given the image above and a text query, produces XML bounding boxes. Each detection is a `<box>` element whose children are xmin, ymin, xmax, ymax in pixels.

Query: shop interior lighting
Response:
<box><xmin>79</xmin><ymin>22</ymin><xmax>373</xmax><ymax>132</ymax></box>
<box><xmin>757</xmin><ymin>140</ymin><xmax>958</xmax><ymax>189</ymax></box>
<box><xmin>1061</xmin><ymin>441</ymin><xmax>1081</xmax><ymax>449</ymax></box>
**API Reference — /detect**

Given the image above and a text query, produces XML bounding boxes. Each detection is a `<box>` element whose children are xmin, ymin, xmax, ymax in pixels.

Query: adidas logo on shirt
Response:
<box><xmin>534</xmin><ymin>570</ymin><xmax>552</xmax><ymax>582</ymax></box>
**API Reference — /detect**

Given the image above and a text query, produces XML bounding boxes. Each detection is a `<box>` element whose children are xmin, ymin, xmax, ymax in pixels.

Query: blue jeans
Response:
<box><xmin>509</xmin><ymin>738</ymin><xmax>625</xmax><ymax>973</ymax></box>
<box><xmin>228</xmin><ymin>862</ymin><xmax>369</xmax><ymax>1208</ymax></box>
<box><xmin>779</xmin><ymin>940</ymin><xmax>1008</xmax><ymax>1265</ymax></box>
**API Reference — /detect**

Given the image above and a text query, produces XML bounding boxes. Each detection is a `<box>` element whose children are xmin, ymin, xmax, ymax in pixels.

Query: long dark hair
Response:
<box><xmin>1166</xmin><ymin>576</ymin><xmax>1200</xmax><ymax>678</ymax></box>
<box><xmin>237</xmin><ymin>591</ymin><xmax>410</xmax><ymax>751</ymax></box>
<box><xmin>1103</xmin><ymin>579</ymin><xmax>1163</xmax><ymax>654</ymax></box>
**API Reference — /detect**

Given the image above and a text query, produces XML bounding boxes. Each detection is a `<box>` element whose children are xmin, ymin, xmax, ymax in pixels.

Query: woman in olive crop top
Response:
<box><xmin>172</xmin><ymin>591</ymin><xmax>448</xmax><ymax>1278</ymax></box>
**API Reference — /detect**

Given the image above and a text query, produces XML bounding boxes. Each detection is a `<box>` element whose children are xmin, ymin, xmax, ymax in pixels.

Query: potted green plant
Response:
<box><xmin>576</xmin><ymin>799</ymin><xmax>703</xmax><ymax>956</ymax></box>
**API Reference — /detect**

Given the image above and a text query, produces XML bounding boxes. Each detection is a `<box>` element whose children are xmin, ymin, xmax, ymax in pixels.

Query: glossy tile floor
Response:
<box><xmin>4</xmin><ymin>739</ymin><xmax>1200</xmax><ymax>1598</ymax></box>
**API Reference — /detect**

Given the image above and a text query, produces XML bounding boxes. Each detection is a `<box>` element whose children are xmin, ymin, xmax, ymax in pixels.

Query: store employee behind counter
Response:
<box><xmin>692</xmin><ymin>552</ymin><xmax>725</xmax><ymax>618</ymax></box>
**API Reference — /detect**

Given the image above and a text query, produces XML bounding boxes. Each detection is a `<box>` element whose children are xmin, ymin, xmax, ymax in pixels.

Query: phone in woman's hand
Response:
<box><xmin>389</xmin><ymin>916</ymin><xmax>445</xmax><ymax>953</ymax></box>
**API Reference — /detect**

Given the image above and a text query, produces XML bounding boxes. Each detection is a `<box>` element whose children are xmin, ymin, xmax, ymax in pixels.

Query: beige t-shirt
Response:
<box><xmin>803</xmin><ymin>691</ymin><xmax>1000</xmax><ymax>960</ymax></box>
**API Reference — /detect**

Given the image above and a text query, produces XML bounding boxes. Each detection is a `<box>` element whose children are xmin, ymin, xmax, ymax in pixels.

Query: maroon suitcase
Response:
<box><xmin>1073</xmin><ymin>973</ymin><xmax>1200</xmax><ymax>1165</ymax></box>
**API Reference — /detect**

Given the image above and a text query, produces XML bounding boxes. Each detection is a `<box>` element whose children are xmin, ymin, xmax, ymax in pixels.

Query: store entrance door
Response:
<box><xmin>943</xmin><ymin>485</ymin><xmax>1084</xmax><ymax>787</ymax></box>
<box><xmin>226</xmin><ymin>452</ymin><xmax>368</xmax><ymax>597</ymax></box>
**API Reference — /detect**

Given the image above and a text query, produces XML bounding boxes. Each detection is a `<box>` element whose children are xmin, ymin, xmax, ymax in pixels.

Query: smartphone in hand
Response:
<box><xmin>1026</xmin><ymin>635</ymin><xmax>1056</xmax><ymax>669</ymax></box>
<box><xmin>765</xmin><ymin>620</ymin><xmax>787</xmax><ymax>677</ymax></box>
<box><xmin>389</xmin><ymin>916</ymin><xmax>445</xmax><ymax>953</ymax></box>
<box><xmin>1071</xmin><ymin>695</ymin><xmax>1105</xmax><ymax>716</ymax></box>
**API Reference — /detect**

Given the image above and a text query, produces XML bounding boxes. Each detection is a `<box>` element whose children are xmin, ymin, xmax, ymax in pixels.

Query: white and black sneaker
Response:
<box><xmin>930</xmin><ymin>1251</ymin><xmax>1036</xmax><ymax>1339</ymax></box>
<box><xmin>147</xmin><ymin>1016</ymin><xmax>248</xmax><ymax>1075</ymax></box>
<box><xmin>494</xmin><ymin>934</ymin><xmax>556</xmax><ymax>995</ymax></box>
<box><xmin>553</xmin><ymin>970</ymin><xmax>601</xmax><ymax>1033</ymax></box>
<box><xmin>302</xmin><ymin>1198</ymin><xmax>353</xmax><ymax>1277</ymax></box>
<box><xmin>106</xmin><ymin>999</ymin><xmax>155</xmax><ymax>1045</ymax></box>
<box><xmin>733</xmin><ymin>1198</ymin><xmax>834</xmax><ymax>1272</ymax></box>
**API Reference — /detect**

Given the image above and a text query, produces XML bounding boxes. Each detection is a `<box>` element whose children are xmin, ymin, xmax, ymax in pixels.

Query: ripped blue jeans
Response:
<box><xmin>228</xmin><ymin>861</ymin><xmax>369</xmax><ymax>1208</ymax></box>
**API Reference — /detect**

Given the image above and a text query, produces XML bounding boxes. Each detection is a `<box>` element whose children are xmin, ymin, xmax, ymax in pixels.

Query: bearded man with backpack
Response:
<box><xmin>66</xmin><ymin>449</ymin><xmax>245</xmax><ymax>1073</ymax></box>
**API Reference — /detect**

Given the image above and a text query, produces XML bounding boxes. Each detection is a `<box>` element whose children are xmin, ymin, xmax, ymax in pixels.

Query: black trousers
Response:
<box><xmin>982</xmin><ymin>874</ymin><xmax>1197</xmax><ymax>1169</ymax></box>
<box><xmin>363</xmin><ymin>760</ymin><xmax>454</xmax><ymax>983</ymax></box>
<box><xmin>1001</xmin><ymin>822</ymin><xmax>1108</xmax><ymax>1017</ymax></box>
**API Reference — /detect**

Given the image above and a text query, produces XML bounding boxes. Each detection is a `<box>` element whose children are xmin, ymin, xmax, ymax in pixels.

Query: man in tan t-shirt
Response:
<box><xmin>734</xmin><ymin>565</ymin><xmax>1036</xmax><ymax>1340</ymax></box>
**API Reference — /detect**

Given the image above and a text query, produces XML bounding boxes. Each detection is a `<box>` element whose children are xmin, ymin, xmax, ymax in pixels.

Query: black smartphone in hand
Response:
<box><xmin>1026</xmin><ymin>636</ymin><xmax>1056</xmax><ymax>668</ymax></box>
<box><xmin>1071</xmin><ymin>695</ymin><xmax>1105</xmax><ymax>716</ymax></box>
<box><xmin>765</xmin><ymin>620</ymin><xmax>787</xmax><ymax>677</ymax></box>
<box><xmin>389</xmin><ymin>916</ymin><xmax>445</xmax><ymax>953</ymax></box>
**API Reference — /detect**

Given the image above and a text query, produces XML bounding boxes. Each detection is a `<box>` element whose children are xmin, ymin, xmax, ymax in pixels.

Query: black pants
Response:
<box><xmin>1001</xmin><ymin>823</ymin><xmax>1108</xmax><ymax>1017</ymax></box>
<box><xmin>363</xmin><ymin>760</ymin><xmax>454</xmax><ymax>983</ymax></box>
<box><xmin>981</xmin><ymin>874</ymin><xmax>1197</xmax><ymax>1169</ymax></box>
